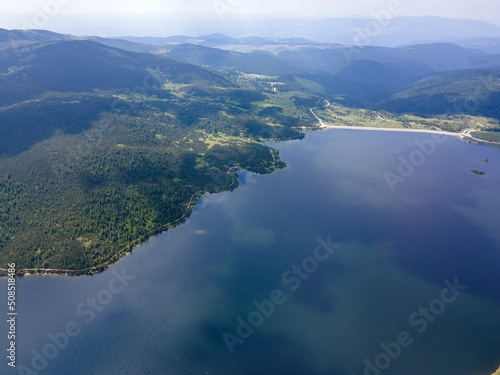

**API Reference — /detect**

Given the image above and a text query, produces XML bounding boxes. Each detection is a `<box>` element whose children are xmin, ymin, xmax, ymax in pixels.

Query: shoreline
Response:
<box><xmin>0</xmin><ymin>188</ymin><xmax>213</xmax><ymax>278</ymax></box>
<box><xmin>0</xmin><ymin>161</ymin><xmax>273</xmax><ymax>278</ymax></box>
<box><xmin>309</xmin><ymin>102</ymin><xmax>465</xmax><ymax>139</ymax></box>
<box><xmin>0</xmin><ymin>119</ymin><xmax>488</xmax><ymax>278</ymax></box>
<box><xmin>319</xmin><ymin>124</ymin><xmax>463</xmax><ymax>137</ymax></box>
<box><xmin>317</xmin><ymin>124</ymin><xmax>500</xmax><ymax>146</ymax></box>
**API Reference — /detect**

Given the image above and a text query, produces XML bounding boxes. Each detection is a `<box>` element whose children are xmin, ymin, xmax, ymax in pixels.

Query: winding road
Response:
<box><xmin>309</xmin><ymin>100</ymin><xmax>330</xmax><ymax>128</ymax></box>
<box><xmin>461</xmin><ymin>129</ymin><xmax>500</xmax><ymax>145</ymax></box>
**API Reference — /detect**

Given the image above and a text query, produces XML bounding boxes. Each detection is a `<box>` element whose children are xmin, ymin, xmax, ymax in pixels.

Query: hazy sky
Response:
<box><xmin>2</xmin><ymin>0</ymin><xmax>499</xmax><ymax>21</ymax></box>
<box><xmin>1</xmin><ymin>0</ymin><xmax>499</xmax><ymax>37</ymax></box>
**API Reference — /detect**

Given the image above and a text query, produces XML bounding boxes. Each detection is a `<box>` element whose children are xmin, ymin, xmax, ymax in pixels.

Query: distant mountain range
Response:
<box><xmin>3</xmin><ymin>15</ymin><xmax>500</xmax><ymax>47</ymax></box>
<box><xmin>116</xmin><ymin>33</ymin><xmax>317</xmax><ymax>47</ymax></box>
<box><xmin>110</xmin><ymin>16</ymin><xmax>500</xmax><ymax>52</ymax></box>
<box><xmin>142</xmin><ymin>16</ymin><xmax>500</xmax><ymax>47</ymax></box>
<box><xmin>451</xmin><ymin>37</ymin><xmax>500</xmax><ymax>54</ymax></box>
<box><xmin>2</xmin><ymin>26</ymin><xmax>500</xmax><ymax>101</ymax></box>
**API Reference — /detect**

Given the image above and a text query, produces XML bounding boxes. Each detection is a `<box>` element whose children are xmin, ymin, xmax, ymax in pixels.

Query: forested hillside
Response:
<box><xmin>0</xmin><ymin>38</ymin><xmax>307</xmax><ymax>274</ymax></box>
<box><xmin>1</xmin><ymin>28</ymin><xmax>500</xmax><ymax>275</ymax></box>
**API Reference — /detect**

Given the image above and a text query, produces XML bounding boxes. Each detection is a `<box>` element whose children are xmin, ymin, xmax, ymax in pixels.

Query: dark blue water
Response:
<box><xmin>2</xmin><ymin>129</ymin><xmax>500</xmax><ymax>375</ymax></box>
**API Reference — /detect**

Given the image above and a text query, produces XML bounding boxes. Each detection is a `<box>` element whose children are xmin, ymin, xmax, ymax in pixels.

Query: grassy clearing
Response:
<box><xmin>162</xmin><ymin>83</ymin><xmax>192</xmax><ymax>98</ymax></box>
<box><xmin>316</xmin><ymin>104</ymin><xmax>409</xmax><ymax>129</ymax></box>
<box><xmin>218</xmin><ymin>110</ymin><xmax>235</xmax><ymax>119</ymax></box>
<box><xmin>471</xmin><ymin>131</ymin><xmax>500</xmax><ymax>142</ymax></box>
<box><xmin>162</xmin><ymin>83</ymin><xmax>191</xmax><ymax>91</ymax></box>
<box><xmin>255</xmin><ymin>92</ymin><xmax>311</xmax><ymax>118</ymax></box>
<box><xmin>315</xmin><ymin>103</ymin><xmax>500</xmax><ymax>133</ymax></box>
<box><xmin>238</xmin><ymin>72</ymin><xmax>278</xmax><ymax>80</ymax></box>
<box><xmin>196</xmin><ymin>130</ymin><xmax>252</xmax><ymax>150</ymax></box>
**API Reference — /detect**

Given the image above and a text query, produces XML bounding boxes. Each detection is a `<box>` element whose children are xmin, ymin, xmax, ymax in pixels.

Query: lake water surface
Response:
<box><xmin>3</xmin><ymin>129</ymin><xmax>500</xmax><ymax>375</ymax></box>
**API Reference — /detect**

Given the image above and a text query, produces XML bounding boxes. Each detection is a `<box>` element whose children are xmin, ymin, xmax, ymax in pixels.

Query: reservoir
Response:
<box><xmin>3</xmin><ymin>129</ymin><xmax>500</xmax><ymax>375</ymax></box>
